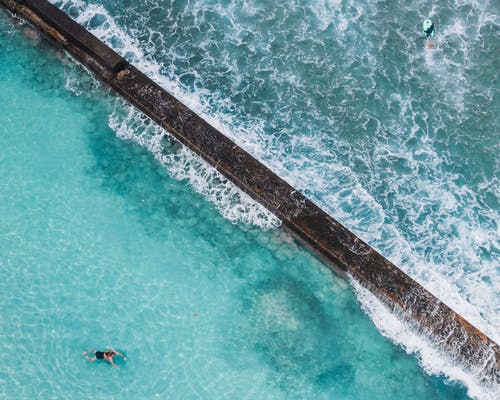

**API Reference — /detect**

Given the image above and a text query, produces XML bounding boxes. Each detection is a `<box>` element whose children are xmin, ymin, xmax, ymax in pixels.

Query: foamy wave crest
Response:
<box><xmin>52</xmin><ymin>0</ymin><xmax>260</xmax><ymax>150</ymax></box>
<box><xmin>351</xmin><ymin>277</ymin><xmax>499</xmax><ymax>400</ymax></box>
<box><xmin>108</xmin><ymin>102</ymin><xmax>281</xmax><ymax>229</ymax></box>
<box><xmin>378</xmin><ymin>85</ymin><xmax>500</xmax><ymax>343</ymax></box>
<box><xmin>63</xmin><ymin>61</ymin><xmax>101</xmax><ymax>96</ymax></box>
<box><xmin>53</xmin><ymin>0</ymin><xmax>280</xmax><ymax>229</ymax></box>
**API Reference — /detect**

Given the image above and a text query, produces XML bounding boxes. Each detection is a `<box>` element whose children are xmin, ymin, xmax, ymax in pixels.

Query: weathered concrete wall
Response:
<box><xmin>2</xmin><ymin>0</ymin><xmax>498</xmax><ymax>384</ymax></box>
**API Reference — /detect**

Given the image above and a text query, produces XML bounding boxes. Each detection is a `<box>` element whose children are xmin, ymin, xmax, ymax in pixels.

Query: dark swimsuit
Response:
<box><xmin>95</xmin><ymin>351</ymin><xmax>104</xmax><ymax>360</ymax></box>
<box><xmin>425</xmin><ymin>24</ymin><xmax>434</xmax><ymax>37</ymax></box>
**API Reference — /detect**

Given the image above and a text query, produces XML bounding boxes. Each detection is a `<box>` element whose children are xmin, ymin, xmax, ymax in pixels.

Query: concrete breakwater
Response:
<box><xmin>2</xmin><ymin>0</ymin><xmax>498</xmax><ymax>385</ymax></box>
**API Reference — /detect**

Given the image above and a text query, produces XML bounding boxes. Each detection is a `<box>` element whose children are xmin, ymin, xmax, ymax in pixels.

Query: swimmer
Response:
<box><xmin>423</xmin><ymin>19</ymin><xmax>435</xmax><ymax>38</ymax></box>
<box><xmin>83</xmin><ymin>349</ymin><xmax>126</xmax><ymax>369</ymax></box>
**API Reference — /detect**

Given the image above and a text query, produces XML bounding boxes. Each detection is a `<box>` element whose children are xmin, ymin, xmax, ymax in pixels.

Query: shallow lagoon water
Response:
<box><xmin>0</xmin><ymin>10</ymin><xmax>474</xmax><ymax>400</ymax></box>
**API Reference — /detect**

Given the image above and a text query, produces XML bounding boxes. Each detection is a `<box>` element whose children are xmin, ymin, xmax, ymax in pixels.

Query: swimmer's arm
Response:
<box><xmin>110</xmin><ymin>360</ymin><xmax>120</xmax><ymax>369</ymax></box>
<box><xmin>110</xmin><ymin>348</ymin><xmax>126</xmax><ymax>360</ymax></box>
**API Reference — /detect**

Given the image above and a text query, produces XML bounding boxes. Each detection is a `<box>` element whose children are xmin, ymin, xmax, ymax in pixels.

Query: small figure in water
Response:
<box><xmin>423</xmin><ymin>19</ymin><xmax>435</xmax><ymax>37</ymax></box>
<box><xmin>83</xmin><ymin>349</ymin><xmax>126</xmax><ymax>369</ymax></box>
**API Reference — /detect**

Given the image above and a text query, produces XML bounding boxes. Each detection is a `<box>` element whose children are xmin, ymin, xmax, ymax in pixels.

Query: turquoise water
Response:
<box><xmin>50</xmin><ymin>0</ymin><xmax>499</xmax><ymax>350</ymax></box>
<box><xmin>0</xmin><ymin>9</ymin><xmax>475</xmax><ymax>400</ymax></box>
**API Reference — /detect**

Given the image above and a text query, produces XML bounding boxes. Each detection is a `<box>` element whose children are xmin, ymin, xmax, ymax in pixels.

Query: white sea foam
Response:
<box><xmin>54</xmin><ymin>0</ymin><xmax>281</xmax><ymax>230</ymax></box>
<box><xmin>351</xmin><ymin>277</ymin><xmax>499</xmax><ymax>400</ymax></box>
<box><xmin>107</xmin><ymin>102</ymin><xmax>281</xmax><ymax>229</ymax></box>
